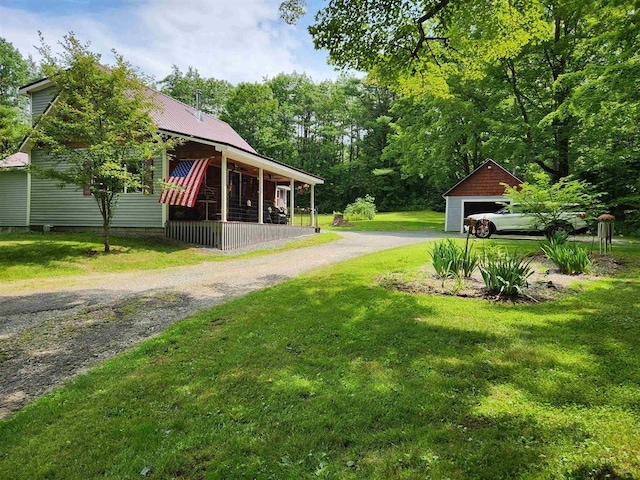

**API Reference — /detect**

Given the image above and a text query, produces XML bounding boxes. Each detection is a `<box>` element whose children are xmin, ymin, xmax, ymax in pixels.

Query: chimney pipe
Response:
<box><xmin>195</xmin><ymin>89</ymin><xmax>202</xmax><ymax>121</ymax></box>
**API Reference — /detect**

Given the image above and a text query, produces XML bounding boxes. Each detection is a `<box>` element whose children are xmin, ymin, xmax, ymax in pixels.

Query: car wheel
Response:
<box><xmin>546</xmin><ymin>222</ymin><xmax>573</xmax><ymax>239</ymax></box>
<box><xmin>475</xmin><ymin>221</ymin><xmax>493</xmax><ymax>239</ymax></box>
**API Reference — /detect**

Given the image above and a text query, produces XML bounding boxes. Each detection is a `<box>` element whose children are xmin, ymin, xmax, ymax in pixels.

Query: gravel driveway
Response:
<box><xmin>0</xmin><ymin>230</ymin><xmax>442</xmax><ymax>418</ymax></box>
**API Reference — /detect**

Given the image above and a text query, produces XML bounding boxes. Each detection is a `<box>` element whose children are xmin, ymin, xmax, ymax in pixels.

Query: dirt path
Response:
<box><xmin>0</xmin><ymin>230</ymin><xmax>442</xmax><ymax>418</ymax></box>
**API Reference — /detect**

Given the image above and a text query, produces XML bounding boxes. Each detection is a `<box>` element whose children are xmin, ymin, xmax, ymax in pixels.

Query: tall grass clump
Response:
<box><xmin>344</xmin><ymin>194</ymin><xmax>377</xmax><ymax>221</ymax></box>
<box><xmin>547</xmin><ymin>231</ymin><xmax>570</xmax><ymax>247</ymax></box>
<box><xmin>430</xmin><ymin>238</ymin><xmax>478</xmax><ymax>279</ymax></box>
<box><xmin>542</xmin><ymin>241</ymin><xmax>592</xmax><ymax>274</ymax></box>
<box><xmin>479</xmin><ymin>249</ymin><xmax>533</xmax><ymax>297</ymax></box>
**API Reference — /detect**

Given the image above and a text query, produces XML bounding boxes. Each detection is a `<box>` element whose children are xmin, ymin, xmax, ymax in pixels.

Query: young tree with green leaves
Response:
<box><xmin>31</xmin><ymin>34</ymin><xmax>171</xmax><ymax>252</ymax></box>
<box><xmin>502</xmin><ymin>174</ymin><xmax>602</xmax><ymax>237</ymax></box>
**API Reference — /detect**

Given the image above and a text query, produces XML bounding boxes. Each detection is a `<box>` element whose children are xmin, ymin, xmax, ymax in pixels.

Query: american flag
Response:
<box><xmin>159</xmin><ymin>158</ymin><xmax>210</xmax><ymax>207</ymax></box>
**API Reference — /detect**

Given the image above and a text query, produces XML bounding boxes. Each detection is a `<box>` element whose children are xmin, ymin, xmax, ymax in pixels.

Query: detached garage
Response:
<box><xmin>0</xmin><ymin>152</ymin><xmax>29</xmax><ymax>231</ymax></box>
<box><xmin>443</xmin><ymin>159</ymin><xmax>522</xmax><ymax>232</ymax></box>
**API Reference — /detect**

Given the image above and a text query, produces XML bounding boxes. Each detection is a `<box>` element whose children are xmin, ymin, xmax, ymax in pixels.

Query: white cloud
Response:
<box><xmin>0</xmin><ymin>0</ymin><xmax>337</xmax><ymax>84</ymax></box>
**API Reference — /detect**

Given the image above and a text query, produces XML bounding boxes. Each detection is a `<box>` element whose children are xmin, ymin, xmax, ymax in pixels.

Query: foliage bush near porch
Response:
<box><xmin>0</xmin><ymin>241</ymin><xmax>639</xmax><ymax>479</ymax></box>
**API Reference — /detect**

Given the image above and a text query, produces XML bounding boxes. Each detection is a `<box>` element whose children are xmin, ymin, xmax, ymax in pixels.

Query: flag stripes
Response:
<box><xmin>159</xmin><ymin>158</ymin><xmax>210</xmax><ymax>208</ymax></box>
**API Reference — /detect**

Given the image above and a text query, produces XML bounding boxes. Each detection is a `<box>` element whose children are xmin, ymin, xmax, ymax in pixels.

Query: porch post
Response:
<box><xmin>258</xmin><ymin>168</ymin><xmax>264</xmax><ymax>224</ymax></box>
<box><xmin>310</xmin><ymin>184</ymin><xmax>315</xmax><ymax>228</ymax></box>
<box><xmin>289</xmin><ymin>178</ymin><xmax>295</xmax><ymax>226</ymax></box>
<box><xmin>161</xmin><ymin>150</ymin><xmax>168</xmax><ymax>226</ymax></box>
<box><xmin>221</xmin><ymin>153</ymin><xmax>228</xmax><ymax>222</ymax></box>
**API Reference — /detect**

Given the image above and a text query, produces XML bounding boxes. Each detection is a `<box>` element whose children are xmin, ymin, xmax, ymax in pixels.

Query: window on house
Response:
<box><xmin>123</xmin><ymin>160</ymin><xmax>154</xmax><ymax>194</ymax></box>
<box><xmin>83</xmin><ymin>160</ymin><xmax>154</xmax><ymax>195</ymax></box>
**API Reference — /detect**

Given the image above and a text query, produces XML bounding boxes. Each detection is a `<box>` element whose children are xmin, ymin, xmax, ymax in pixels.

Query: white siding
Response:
<box><xmin>445</xmin><ymin>195</ymin><xmax>507</xmax><ymax>232</ymax></box>
<box><xmin>0</xmin><ymin>170</ymin><xmax>28</xmax><ymax>226</ymax></box>
<box><xmin>445</xmin><ymin>196</ymin><xmax>463</xmax><ymax>232</ymax></box>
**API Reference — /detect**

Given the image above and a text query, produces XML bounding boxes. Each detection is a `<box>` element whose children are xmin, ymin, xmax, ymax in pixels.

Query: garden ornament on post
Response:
<box><xmin>597</xmin><ymin>214</ymin><xmax>615</xmax><ymax>254</ymax></box>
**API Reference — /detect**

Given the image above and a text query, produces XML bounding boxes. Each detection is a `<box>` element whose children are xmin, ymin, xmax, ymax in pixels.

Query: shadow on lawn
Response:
<box><xmin>154</xmin><ymin>280</ymin><xmax>593</xmax><ymax>479</ymax></box>
<box><xmin>0</xmin><ymin>232</ymin><xmax>191</xmax><ymax>269</ymax></box>
<box><xmin>507</xmin><ymin>278</ymin><xmax>640</xmax><ymax>408</ymax></box>
<box><xmin>1</xmin><ymin>273</ymin><xmax>638</xmax><ymax>478</ymax></box>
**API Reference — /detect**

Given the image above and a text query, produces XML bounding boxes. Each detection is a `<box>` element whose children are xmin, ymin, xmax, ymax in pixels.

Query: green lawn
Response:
<box><xmin>1</xmin><ymin>240</ymin><xmax>639</xmax><ymax>479</ymax></box>
<box><xmin>0</xmin><ymin>231</ymin><xmax>340</xmax><ymax>282</ymax></box>
<box><xmin>318</xmin><ymin>210</ymin><xmax>445</xmax><ymax>232</ymax></box>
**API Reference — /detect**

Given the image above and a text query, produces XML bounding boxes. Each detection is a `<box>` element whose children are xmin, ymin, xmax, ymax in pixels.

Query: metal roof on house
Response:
<box><xmin>150</xmin><ymin>90</ymin><xmax>257</xmax><ymax>154</ymax></box>
<box><xmin>18</xmin><ymin>77</ymin><xmax>323</xmax><ymax>184</ymax></box>
<box><xmin>0</xmin><ymin>152</ymin><xmax>28</xmax><ymax>169</ymax></box>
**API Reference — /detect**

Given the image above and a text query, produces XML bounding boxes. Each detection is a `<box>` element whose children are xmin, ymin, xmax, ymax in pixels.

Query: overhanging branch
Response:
<box><xmin>410</xmin><ymin>0</ymin><xmax>451</xmax><ymax>61</ymax></box>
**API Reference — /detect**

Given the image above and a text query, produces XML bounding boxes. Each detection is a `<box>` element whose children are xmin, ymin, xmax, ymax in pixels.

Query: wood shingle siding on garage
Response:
<box><xmin>443</xmin><ymin>160</ymin><xmax>522</xmax><ymax>232</ymax></box>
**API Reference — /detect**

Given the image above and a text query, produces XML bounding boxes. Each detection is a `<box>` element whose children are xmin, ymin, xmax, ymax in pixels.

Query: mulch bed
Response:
<box><xmin>378</xmin><ymin>253</ymin><xmax>622</xmax><ymax>303</ymax></box>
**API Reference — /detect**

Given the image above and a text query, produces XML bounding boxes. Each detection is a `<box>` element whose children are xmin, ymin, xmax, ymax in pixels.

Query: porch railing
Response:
<box><xmin>165</xmin><ymin>221</ymin><xmax>316</xmax><ymax>250</ymax></box>
<box><xmin>165</xmin><ymin>220</ymin><xmax>223</xmax><ymax>248</ymax></box>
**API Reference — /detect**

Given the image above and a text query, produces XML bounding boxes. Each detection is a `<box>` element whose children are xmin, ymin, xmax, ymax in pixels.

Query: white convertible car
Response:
<box><xmin>464</xmin><ymin>205</ymin><xmax>588</xmax><ymax>238</ymax></box>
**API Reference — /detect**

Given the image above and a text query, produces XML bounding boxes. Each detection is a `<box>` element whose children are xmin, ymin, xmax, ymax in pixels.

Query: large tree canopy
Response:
<box><xmin>279</xmin><ymin>0</ymin><xmax>639</xmax><ymax>225</ymax></box>
<box><xmin>158</xmin><ymin>65</ymin><xmax>233</xmax><ymax>118</ymax></box>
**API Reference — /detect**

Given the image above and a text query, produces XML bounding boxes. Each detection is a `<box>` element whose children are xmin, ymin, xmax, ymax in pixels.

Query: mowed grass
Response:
<box><xmin>1</xmin><ymin>240</ymin><xmax>639</xmax><ymax>479</ymax></box>
<box><xmin>0</xmin><ymin>231</ymin><xmax>340</xmax><ymax>282</ymax></box>
<box><xmin>318</xmin><ymin>210</ymin><xmax>445</xmax><ymax>232</ymax></box>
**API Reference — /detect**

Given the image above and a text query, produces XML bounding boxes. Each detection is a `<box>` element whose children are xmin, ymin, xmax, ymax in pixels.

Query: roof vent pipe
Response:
<box><xmin>195</xmin><ymin>89</ymin><xmax>203</xmax><ymax>122</ymax></box>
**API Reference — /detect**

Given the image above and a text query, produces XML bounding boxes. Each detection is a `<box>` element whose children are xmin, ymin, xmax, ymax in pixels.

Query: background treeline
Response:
<box><xmin>2</xmin><ymin>1</ymin><xmax>639</xmax><ymax>234</ymax></box>
<box><xmin>157</xmin><ymin>67</ymin><xmax>432</xmax><ymax>213</ymax></box>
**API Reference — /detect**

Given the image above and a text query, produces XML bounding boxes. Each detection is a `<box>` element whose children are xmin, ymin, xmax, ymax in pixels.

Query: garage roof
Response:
<box><xmin>443</xmin><ymin>159</ymin><xmax>522</xmax><ymax>197</ymax></box>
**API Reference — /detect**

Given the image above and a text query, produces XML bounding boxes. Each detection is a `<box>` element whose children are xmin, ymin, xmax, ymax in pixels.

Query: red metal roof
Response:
<box><xmin>150</xmin><ymin>91</ymin><xmax>256</xmax><ymax>154</ymax></box>
<box><xmin>0</xmin><ymin>152</ymin><xmax>28</xmax><ymax>169</ymax></box>
<box><xmin>19</xmin><ymin>78</ymin><xmax>324</xmax><ymax>183</ymax></box>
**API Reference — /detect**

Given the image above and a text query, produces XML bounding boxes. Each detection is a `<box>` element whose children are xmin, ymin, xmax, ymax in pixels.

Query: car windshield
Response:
<box><xmin>496</xmin><ymin>204</ymin><xmax>523</xmax><ymax>214</ymax></box>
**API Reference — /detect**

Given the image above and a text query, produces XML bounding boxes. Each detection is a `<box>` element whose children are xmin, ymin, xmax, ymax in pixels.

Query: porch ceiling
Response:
<box><xmin>162</xmin><ymin>132</ymin><xmax>324</xmax><ymax>185</ymax></box>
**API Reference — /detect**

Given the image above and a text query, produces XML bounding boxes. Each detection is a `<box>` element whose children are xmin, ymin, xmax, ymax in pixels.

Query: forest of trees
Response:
<box><xmin>1</xmin><ymin>0</ymin><xmax>638</xmax><ymax>230</ymax></box>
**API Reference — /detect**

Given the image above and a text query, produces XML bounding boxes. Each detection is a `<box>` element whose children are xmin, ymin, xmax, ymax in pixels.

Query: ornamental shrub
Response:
<box><xmin>542</xmin><ymin>241</ymin><xmax>592</xmax><ymax>274</ymax></box>
<box><xmin>344</xmin><ymin>194</ymin><xmax>377</xmax><ymax>221</ymax></box>
<box><xmin>479</xmin><ymin>250</ymin><xmax>533</xmax><ymax>297</ymax></box>
<box><xmin>430</xmin><ymin>239</ymin><xmax>478</xmax><ymax>279</ymax></box>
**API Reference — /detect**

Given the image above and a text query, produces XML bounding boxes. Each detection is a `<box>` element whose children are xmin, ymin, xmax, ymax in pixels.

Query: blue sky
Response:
<box><xmin>0</xmin><ymin>0</ymin><xmax>341</xmax><ymax>84</ymax></box>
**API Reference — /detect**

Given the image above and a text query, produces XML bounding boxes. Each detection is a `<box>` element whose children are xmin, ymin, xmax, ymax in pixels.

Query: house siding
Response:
<box><xmin>0</xmin><ymin>170</ymin><xmax>28</xmax><ymax>226</ymax></box>
<box><xmin>31</xmin><ymin>86</ymin><xmax>58</xmax><ymax>120</ymax></box>
<box><xmin>30</xmin><ymin>149</ymin><xmax>163</xmax><ymax>228</ymax></box>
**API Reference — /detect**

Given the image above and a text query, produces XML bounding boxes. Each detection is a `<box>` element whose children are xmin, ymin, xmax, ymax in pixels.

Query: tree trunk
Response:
<box><xmin>103</xmin><ymin>219</ymin><xmax>110</xmax><ymax>253</ymax></box>
<box><xmin>95</xmin><ymin>192</ymin><xmax>113</xmax><ymax>253</ymax></box>
<box><xmin>553</xmin><ymin>117</ymin><xmax>571</xmax><ymax>182</ymax></box>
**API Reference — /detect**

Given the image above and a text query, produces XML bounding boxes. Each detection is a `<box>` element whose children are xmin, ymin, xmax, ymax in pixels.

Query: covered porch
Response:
<box><xmin>160</xmin><ymin>140</ymin><xmax>323</xmax><ymax>250</ymax></box>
